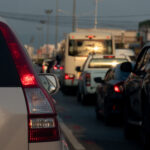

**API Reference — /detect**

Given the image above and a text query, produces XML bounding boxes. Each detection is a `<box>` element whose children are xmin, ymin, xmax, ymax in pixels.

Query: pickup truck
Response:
<box><xmin>76</xmin><ymin>53</ymin><xmax>129</xmax><ymax>105</ymax></box>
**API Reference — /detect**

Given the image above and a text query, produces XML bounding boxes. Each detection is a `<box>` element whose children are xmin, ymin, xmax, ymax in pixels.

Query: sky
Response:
<box><xmin>0</xmin><ymin>0</ymin><xmax>150</xmax><ymax>48</ymax></box>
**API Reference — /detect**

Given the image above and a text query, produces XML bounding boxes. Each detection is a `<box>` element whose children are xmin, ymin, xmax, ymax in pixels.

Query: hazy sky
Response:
<box><xmin>0</xmin><ymin>0</ymin><xmax>150</xmax><ymax>47</ymax></box>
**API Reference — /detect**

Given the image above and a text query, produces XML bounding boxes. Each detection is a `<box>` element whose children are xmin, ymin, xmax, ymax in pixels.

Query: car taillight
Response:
<box><xmin>28</xmin><ymin>117</ymin><xmax>59</xmax><ymax>142</ymax></box>
<box><xmin>114</xmin><ymin>82</ymin><xmax>124</xmax><ymax>93</ymax></box>
<box><xmin>104</xmin><ymin>55</ymin><xmax>115</xmax><ymax>59</ymax></box>
<box><xmin>60</xmin><ymin>66</ymin><xmax>64</xmax><ymax>70</ymax></box>
<box><xmin>114</xmin><ymin>85</ymin><xmax>121</xmax><ymax>93</ymax></box>
<box><xmin>0</xmin><ymin>22</ymin><xmax>59</xmax><ymax>143</ymax></box>
<box><xmin>85</xmin><ymin>73</ymin><xmax>91</xmax><ymax>86</ymax></box>
<box><xmin>42</xmin><ymin>65</ymin><xmax>47</xmax><ymax>72</ymax></box>
<box><xmin>64</xmin><ymin>73</ymin><xmax>75</xmax><ymax>80</ymax></box>
<box><xmin>0</xmin><ymin>22</ymin><xmax>38</xmax><ymax>87</ymax></box>
<box><xmin>53</xmin><ymin>65</ymin><xmax>58</xmax><ymax>70</ymax></box>
<box><xmin>25</xmin><ymin>88</ymin><xmax>60</xmax><ymax>143</ymax></box>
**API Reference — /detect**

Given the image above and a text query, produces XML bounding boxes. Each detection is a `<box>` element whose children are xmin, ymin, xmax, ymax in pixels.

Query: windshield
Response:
<box><xmin>69</xmin><ymin>40</ymin><xmax>113</xmax><ymax>56</ymax></box>
<box><xmin>88</xmin><ymin>58</ymin><xmax>128</xmax><ymax>68</ymax></box>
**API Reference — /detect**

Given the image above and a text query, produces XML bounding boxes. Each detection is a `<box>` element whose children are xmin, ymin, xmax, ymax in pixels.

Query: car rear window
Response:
<box><xmin>88</xmin><ymin>58</ymin><xmax>128</xmax><ymax>68</ymax></box>
<box><xmin>0</xmin><ymin>31</ymin><xmax>21</xmax><ymax>87</ymax></box>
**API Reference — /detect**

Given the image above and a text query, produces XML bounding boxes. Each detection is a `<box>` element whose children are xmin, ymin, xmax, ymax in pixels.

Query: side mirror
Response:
<box><xmin>38</xmin><ymin>73</ymin><xmax>60</xmax><ymax>94</ymax></box>
<box><xmin>76</xmin><ymin>66</ymin><xmax>81</xmax><ymax>72</ymax></box>
<box><xmin>94</xmin><ymin>77</ymin><xmax>105</xmax><ymax>84</ymax></box>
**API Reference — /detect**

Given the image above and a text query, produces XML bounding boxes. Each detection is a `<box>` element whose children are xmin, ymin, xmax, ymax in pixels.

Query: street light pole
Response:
<box><xmin>36</xmin><ymin>26</ymin><xmax>42</xmax><ymax>48</ymax></box>
<box><xmin>45</xmin><ymin>9</ymin><xmax>53</xmax><ymax>57</ymax></box>
<box><xmin>40</xmin><ymin>20</ymin><xmax>46</xmax><ymax>45</ymax></box>
<box><xmin>94</xmin><ymin>0</ymin><xmax>98</xmax><ymax>29</ymax></box>
<box><xmin>55</xmin><ymin>0</ymin><xmax>59</xmax><ymax>52</ymax></box>
<box><xmin>72</xmin><ymin>0</ymin><xmax>76</xmax><ymax>32</ymax></box>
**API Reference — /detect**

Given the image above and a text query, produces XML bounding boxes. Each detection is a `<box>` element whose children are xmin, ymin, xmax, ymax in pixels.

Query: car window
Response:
<box><xmin>135</xmin><ymin>48</ymin><xmax>150</xmax><ymax>72</ymax></box>
<box><xmin>88</xmin><ymin>58</ymin><xmax>128</xmax><ymax>68</ymax></box>
<box><xmin>104</xmin><ymin>69</ymin><xmax>114</xmax><ymax>81</ymax></box>
<box><xmin>141</xmin><ymin>48</ymin><xmax>150</xmax><ymax>71</ymax></box>
<box><xmin>114</xmin><ymin>64</ymin><xmax>131</xmax><ymax>80</ymax></box>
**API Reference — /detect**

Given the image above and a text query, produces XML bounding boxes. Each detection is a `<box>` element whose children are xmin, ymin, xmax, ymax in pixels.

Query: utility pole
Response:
<box><xmin>55</xmin><ymin>0</ymin><xmax>59</xmax><ymax>52</ymax></box>
<box><xmin>72</xmin><ymin>0</ymin><xmax>76</xmax><ymax>32</ymax></box>
<box><xmin>94</xmin><ymin>0</ymin><xmax>98</xmax><ymax>29</ymax></box>
<box><xmin>36</xmin><ymin>26</ymin><xmax>42</xmax><ymax>48</ymax></box>
<box><xmin>40</xmin><ymin>20</ymin><xmax>46</xmax><ymax>45</ymax></box>
<box><xmin>45</xmin><ymin>9</ymin><xmax>53</xmax><ymax>57</ymax></box>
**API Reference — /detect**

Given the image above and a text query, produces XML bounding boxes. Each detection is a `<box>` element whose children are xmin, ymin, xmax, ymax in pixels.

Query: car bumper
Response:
<box><xmin>86</xmin><ymin>86</ymin><xmax>96</xmax><ymax>94</ymax></box>
<box><xmin>29</xmin><ymin>140</ymin><xmax>69</xmax><ymax>150</ymax></box>
<box><xmin>105</xmin><ymin>93</ymin><xmax>124</xmax><ymax>117</ymax></box>
<box><xmin>63</xmin><ymin>79</ymin><xmax>78</xmax><ymax>87</ymax></box>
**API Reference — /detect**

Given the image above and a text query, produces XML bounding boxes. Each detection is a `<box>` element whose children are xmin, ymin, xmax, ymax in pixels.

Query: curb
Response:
<box><xmin>58</xmin><ymin>117</ymin><xmax>85</xmax><ymax>150</ymax></box>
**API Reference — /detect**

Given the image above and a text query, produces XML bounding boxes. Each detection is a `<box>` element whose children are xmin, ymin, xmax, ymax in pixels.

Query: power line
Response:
<box><xmin>0</xmin><ymin>11</ymin><xmax>139</xmax><ymax>30</ymax></box>
<box><xmin>0</xmin><ymin>11</ymin><xmax>48</xmax><ymax>23</ymax></box>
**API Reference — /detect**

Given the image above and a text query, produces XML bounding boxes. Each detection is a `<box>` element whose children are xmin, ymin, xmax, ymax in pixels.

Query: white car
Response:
<box><xmin>77</xmin><ymin>53</ymin><xmax>129</xmax><ymax>104</ymax></box>
<box><xmin>116</xmin><ymin>48</ymin><xmax>136</xmax><ymax>61</ymax></box>
<box><xmin>0</xmin><ymin>18</ymin><xmax>68</xmax><ymax>150</ymax></box>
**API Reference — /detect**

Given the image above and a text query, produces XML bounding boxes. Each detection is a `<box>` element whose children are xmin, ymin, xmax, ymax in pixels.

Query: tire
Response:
<box><xmin>123</xmin><ymin>101</ymin><xmax>136</xmax><ymax>139</ymax></box>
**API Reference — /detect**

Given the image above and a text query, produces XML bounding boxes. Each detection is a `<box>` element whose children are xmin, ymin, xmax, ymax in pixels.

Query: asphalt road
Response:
<box><xmin>54</xmin><ymin>91</ymin><xmax>142</xmax><ymax>150</ymax></box>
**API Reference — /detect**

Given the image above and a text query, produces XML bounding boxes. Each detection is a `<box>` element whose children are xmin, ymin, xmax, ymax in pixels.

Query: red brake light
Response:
<box><xmin>104</xmin><ymin>56</ymin><xmax>115</xmax><ymax>59</ymax></box>
<box><xmin>88</xmin><ymin>35</ymin><xmax>94</xmax><ymax>39</ymax></box>
<box><xmin>85</xmin><ymin>73</ymin><xmax>91</xmax><ymax>86</ymax></box>
<box><xmin>53</xmin><ymin>66</ymin><xmax>58</xmax><ymax>70</ymax></box>
<box><xmin>65</xmin><ymin>74</ymin><xmax>69</xmax><ymax>80</ymax></box>
<box><xmin>60</xmin><ymin>66</ymin><xmax>64</xmax><ymax>70</ymax></box>
<box><xmin>65</xmin><ymin>73</ymin><xmax>74</xmax><ymax>80</ymax></box>
<box><xmin>0</xmin><ymin>22</ymin><xmax>38</xmax><ymax>87</ymax></box>
<box><xmin>21</xmin><ymin>74</ymin><xmax>36</xmax><ymax>86</ymax></box>
<box><xmin>86</xmin><ymin>35</ymin><xmax>96</xmax><ymax>39</ymax></box>
<box><xmin>114</xmin><ymin>85</ymin><xmax>121</xmax><ymax>93</ymax></box>
<box><xmin>114</xmin><ymin>82</ymin><xmax>124</xmax><ymax>93</ymax></box>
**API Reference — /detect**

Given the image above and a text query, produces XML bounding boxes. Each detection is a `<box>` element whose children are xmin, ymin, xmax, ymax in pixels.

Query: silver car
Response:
<box><xmin>0</xmin><ymin>17</ymin><xmax>68</xmax><ymax>150</ymax></box>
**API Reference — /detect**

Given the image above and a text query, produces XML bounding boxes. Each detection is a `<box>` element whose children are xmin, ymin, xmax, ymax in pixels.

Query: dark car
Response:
<box><xmin>123</xmin><ymin>43</ymin><xmax>150</xmax><ymax>149</ymax></box>
<box><xmin>95</xmin><ymin>61</ymin><xmax>133</xmax><ymax>124</ymax></box>
<box><xmin>51</xmin><ymin>63</ymin><xmax>64</xmax><ymax>84</ymax></box>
